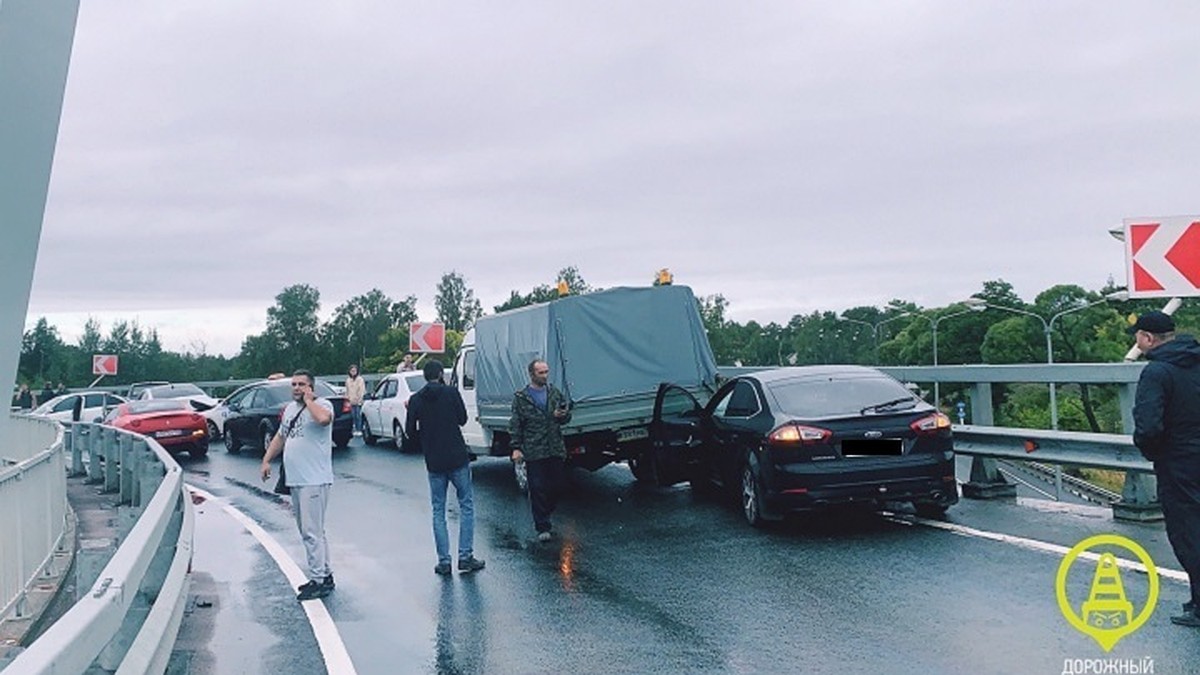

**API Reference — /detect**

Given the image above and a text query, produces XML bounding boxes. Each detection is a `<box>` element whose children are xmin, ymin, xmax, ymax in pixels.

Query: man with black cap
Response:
<box><xmin>1131</xmin><ymin>310</ymin><xmax>1200</xmax><ymax>626</ymax></box>
<box><xmin>405</xmin><ymin>359</ymin><xmax>485</xmax><ymax>576</ymax></box>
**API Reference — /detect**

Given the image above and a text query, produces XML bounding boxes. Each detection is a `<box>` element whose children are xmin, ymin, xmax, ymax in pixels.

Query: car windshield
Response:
<box><xmin>126</xmin><ymin>400</ymin><xmax>189</xmax><ymax>414</ymax></box>
<box><xmin>146</xmin><ymin>383</ymin><xmax>206</xmax><ymax>399</ymax></box>
<box><xmin>403</xmin><ymin>374</ymin><xmax>427</xmax><ymax>394</ymax></box>
<box><xmin>769</xmin><ymin>375</ymin><xmax>919</xmax><ymax>418</ymax></box>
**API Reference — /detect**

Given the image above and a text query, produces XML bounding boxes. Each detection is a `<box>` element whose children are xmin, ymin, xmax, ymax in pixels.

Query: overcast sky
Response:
<box><xmin>24</xmin><ymin>1</ymin><xmax>1200</xmax><ymax>357</ymax></box>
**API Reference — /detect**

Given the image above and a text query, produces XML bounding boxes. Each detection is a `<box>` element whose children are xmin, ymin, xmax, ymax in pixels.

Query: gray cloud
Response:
<box><xmin>28</xmin><ymin>1</ymin><xmax>1200</xmax><ymax>352</ymax></box>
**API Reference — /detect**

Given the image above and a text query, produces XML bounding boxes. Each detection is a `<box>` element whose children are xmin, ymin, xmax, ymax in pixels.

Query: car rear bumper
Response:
<box><xmin>764</xmin><ymin>453</ymin><xmax>958</xmax><ymax>511</ymax></box>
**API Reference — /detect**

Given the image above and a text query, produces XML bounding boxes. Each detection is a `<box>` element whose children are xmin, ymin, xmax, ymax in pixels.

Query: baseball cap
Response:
<box><xmin>1127</xmin><ymin>311</ymin><xmax>1175</xmax><ymax>335</ymax></box>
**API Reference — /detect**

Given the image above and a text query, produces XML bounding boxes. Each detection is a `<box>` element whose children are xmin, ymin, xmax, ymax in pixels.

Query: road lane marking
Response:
<box><xmin>892</xmin><ymin>513</ymin><xmax>1188</xmax><ymax>583</ymax></box>
<box><xmin>186</xmin><ymin>484</ymin><xmax>358</xmax><ymax>675</ymax></box>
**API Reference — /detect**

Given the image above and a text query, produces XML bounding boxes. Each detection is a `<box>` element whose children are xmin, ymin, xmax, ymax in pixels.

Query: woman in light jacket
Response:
<box><xmin>345</xmin><ymin>364</ymin><xmax>367</xmax><ymax>435</ymax></box>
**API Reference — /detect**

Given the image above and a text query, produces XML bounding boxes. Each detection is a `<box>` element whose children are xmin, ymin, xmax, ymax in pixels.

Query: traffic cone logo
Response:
<box><xmin>1056</xmin><ymin>535</ymin><xmax>1159</xmax><ymax>652</ymax></box>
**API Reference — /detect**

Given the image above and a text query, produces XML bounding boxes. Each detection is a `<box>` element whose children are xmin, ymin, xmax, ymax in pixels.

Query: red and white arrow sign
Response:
<box><xmin>1125</xmin><ymin>216</ymin><xmax>1200</xmax><ymax>297</ymax></box>
<box><xmin>409</xmin><ymin>322</ymin><xmax>446</xmax><ymax>353</ymax></box>
<box><xmin>92</xmin><ymin>354</ymin><xmax>119</xmax><ymax>376</ymax></box>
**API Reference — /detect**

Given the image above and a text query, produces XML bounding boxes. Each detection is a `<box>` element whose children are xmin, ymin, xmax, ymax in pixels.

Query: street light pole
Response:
<box><xmin>928</xmin><ymin>307</ymin><xmax>981</xmax><ymax>404</ymax></box>
<box><xmin>838</xmin><ymin>312</ymin><xmax>918</xmax><ymax>364</ymax></box>
<box><xmin>977</xmin><ymin>291</ymin><xmax>1127</xmax><ymax>430</ymax></box>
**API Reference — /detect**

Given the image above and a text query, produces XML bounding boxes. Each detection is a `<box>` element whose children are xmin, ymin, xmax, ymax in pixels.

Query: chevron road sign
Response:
<box><xmin>1124</xmin><ymin>215</ymin><xmax>1200</xmax><ymax>297</ymax></box>
<box><xmin>92</xmin><ymin>354</ymin><xmax>119</xmax><ymax>376</ymax></box>
<box><xmin>409</xmin><ymin>322</ymin><xmax>446</xmax><ymax>353</ymax></box>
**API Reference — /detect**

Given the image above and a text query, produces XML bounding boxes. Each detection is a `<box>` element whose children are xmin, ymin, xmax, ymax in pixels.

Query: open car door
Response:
<box><xmin>645</xmin><ymin>383</ymin><xmax>709</xmax><ymax>487</ymax></box>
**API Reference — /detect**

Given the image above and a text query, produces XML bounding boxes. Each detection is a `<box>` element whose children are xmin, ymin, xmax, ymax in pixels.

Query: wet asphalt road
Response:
<box><xmin>170</xmin><ymin>437</ymin><xmax>1200</xmax><ymax>675</ymax></box>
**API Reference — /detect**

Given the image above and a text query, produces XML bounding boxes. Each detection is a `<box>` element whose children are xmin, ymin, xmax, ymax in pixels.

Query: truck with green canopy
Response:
<box><xmin>450</xmin><ymin>284</ymin><xmax>720</xmax><ymax>483</ymax></box>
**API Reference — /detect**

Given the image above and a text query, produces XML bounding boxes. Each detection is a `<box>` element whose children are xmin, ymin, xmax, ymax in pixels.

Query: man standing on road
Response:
<box><xmin>261</xmin><ymin>369</ymin><xmax>337</xmax><ymax>601</ymax></box>
<box><xmin>1131</xmin><ymin>311</ymin><xmax>1200</xmax><ymax>627</ymax></box>
<box><xmin>405</xmin><ymin>359</ymin><xmax>485</xmax><ymax>576</ymax></box>
<box><xmin>509</xmin><ymin>359</ymin><xmax>571</xmax><ymax>542</ymax></box>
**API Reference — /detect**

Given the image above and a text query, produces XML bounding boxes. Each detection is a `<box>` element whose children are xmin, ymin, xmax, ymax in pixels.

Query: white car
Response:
<box><xmin>138</xmin><ymin>383</ymin><xmax>219</xmax><ymax>408</ymax></box>
<box><xmin>29</xmin><ymin>390</ymin><xmax>127</xmax><ymax>424</ymax></box>
<box><xmin>361</xmin><ymin>371</ymin><xmax>428</xmax><ymax>450</ymax></box>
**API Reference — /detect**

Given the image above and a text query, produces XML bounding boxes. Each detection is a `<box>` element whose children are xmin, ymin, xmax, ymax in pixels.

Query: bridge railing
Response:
<box><xmin>3</xmin><ymin>423</ymin><xmax>194</xmax><ymax>674</ymax></box>
<box><xmin>0</xmin><ymin>416</ymin><xmax>66</xmax><ymax>629</ymax></box>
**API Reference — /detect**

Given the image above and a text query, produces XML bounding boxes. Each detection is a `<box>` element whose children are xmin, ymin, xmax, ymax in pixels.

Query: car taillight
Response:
<box><xmin>130</xmin><ymin>419</ymin><xmax>142</xmax><ymax>429</ymax></box>
<box><xmin>911</xmin><ymin>412</ymin><xmax>952</xmax><ymax>434</ymax></box>
<box><xmin>342</xmin><ymin>401</ymin><xmax>351</xmax><ymax>414</ymax></box>
<box><xmin>768</xmin><ymin>423</ymin><xmax>831</xmax><ymax>445</ymax></box>
<box><xmin>190</xmin><ymin>414</ymin><xmax>201</xmax><ymax>422</ymax></box>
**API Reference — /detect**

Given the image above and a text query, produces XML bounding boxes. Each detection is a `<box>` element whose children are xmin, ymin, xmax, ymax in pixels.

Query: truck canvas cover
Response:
<box><xmin>474</xmin><ymin>285</ymin><xmax>719</xmax><ymax>409</ymax></box>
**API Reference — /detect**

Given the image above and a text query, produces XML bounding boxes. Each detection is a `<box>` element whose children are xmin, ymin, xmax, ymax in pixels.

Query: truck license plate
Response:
<box><xmin>617</xmin><ymin>428</ymin><xmax>649</xmax><ymax>443</ymax></box>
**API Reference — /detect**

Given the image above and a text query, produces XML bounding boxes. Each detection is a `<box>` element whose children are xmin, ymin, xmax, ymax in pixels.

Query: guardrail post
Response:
<box><xmin>103</xmin><ymin>427</ymin><xmax>120</xmax><ymax>493</ymax></box>
<box><xmin>119</xmin><ymin>432</ymin><xmax>134</xmax><ymax>505</ymax></box>
<box><xmin>961</xmin><ymin>383</ymin><xmax>1017</xmax><ymax>499</ymax></box>
<box><xmin>67</xmin><ymin>424</ymin><xmax>83</xmax><ymax>476</ymax></box>
<box><xmin>1113</xmin><ymin>471</ymin><xmax>1162</xmax><ymax>521</ymax></box>
<box><xmin>86</xmin><ymin>425</ymin><xmax>103</xmax><ymax>484</ymax></box>
<box><xmin>1113</xmin><ymin>383</ymin><xmax>1162</xmax><ymax>521</ymax></box>
<box><xmin>137</xmin><ymin>440</ymin><xmax>162</xmax><ymax>509</ymax></box>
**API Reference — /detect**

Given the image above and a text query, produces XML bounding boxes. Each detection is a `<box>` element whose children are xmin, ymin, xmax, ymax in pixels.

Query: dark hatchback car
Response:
<box><xmin>654</xmin><ymin>366</ymin><xmax>958</xmax><ymax>526</ymax></box>
<box><xmin>222</xmin><ymin>379</ymin><xmax>353</xmax><ymax>453</ymax></box>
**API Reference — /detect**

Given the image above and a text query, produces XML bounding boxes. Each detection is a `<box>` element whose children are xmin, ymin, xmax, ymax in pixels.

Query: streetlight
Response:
<box><xmin>973</xmin><ymin>291</ymin><xmax>1127</xmax><ymax>429</ymax></box>
<box><xmin>928</xmin><ymin>303</ymin><xmax>987</xmax><ymax>404</ymax></box>
<box><xmin>837</xmin><ymin>312</ymin><xmax>919</xmax><ymax>364</ymax></box>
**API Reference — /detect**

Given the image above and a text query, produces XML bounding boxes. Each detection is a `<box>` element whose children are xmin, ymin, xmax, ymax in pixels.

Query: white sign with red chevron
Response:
<box><xmin>409</xmin><ymin>321</ymin><xmax>446</xmax><ymax>353</ymax></box>
<box><xmin>1124</xmin><ymin>216</ymin><xmax>1200</xmax><ymax>298</ymax></box>
<box><xmin>92</xmin><ymin>354</ymin><xmax>119</xmax><ymax>376</ymax></box>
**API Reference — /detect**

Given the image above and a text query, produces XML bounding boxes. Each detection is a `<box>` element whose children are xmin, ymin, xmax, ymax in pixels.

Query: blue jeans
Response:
<box><xmin>350</xmin><ymin>405</ymin><xmax>363</xmax><ymax>432</ymax></box>
<box><xmin>428</xmin><ymin>464</ymin><xmax>475</xmax><ymax>564</ymax></box>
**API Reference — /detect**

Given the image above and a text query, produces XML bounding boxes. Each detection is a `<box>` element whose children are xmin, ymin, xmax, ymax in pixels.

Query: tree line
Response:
<box><xmin>17</xmin><ymin>270</ymin><xmax>1193</xmax><ymax>434</ymax></box>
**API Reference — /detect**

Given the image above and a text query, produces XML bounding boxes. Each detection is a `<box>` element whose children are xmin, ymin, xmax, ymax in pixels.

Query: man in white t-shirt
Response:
<box><xmin>261</xmin><ymin>369</ymin><xmax>336</xmax><ymax>601</ymax></box>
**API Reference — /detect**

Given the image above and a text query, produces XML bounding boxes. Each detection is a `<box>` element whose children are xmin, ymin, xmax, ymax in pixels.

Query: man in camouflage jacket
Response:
<box><xmin>510</xmin><ymin>359</ymin><xmax>572</xmax><ymax>541</ymax></box>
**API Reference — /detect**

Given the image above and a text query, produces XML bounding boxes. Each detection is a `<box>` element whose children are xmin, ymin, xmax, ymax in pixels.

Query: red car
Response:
<box><xmin>102</xmin><ymin>399</ymin><xmax>210</xmax><ymax>458</ymax></box>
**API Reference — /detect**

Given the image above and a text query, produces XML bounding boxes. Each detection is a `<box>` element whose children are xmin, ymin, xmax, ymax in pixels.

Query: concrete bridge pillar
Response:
<box><xmin>0</xmin><ymin>0</ymin><xmax>82</xmax><ymax>437</ymax></box>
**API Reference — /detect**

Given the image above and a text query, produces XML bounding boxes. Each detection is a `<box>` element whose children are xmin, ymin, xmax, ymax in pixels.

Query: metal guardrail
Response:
<box><xmin>3</xmin><ymin>423</ymin><xmax>194</xmax><ymax>674</ymax></box>
<box><xmin>952</xmin><ymin>425</ymin><xmax>1149</xmax><ymax>472</ymax></box>
<box><xmin>950</xmin><ymin>425</ymin><xmax>1157</xmax><ymax>520</ymax></box>
<box><xmin>0</xmin><ymin>416</ymin><xmax>66</xmax><ymax>628</ymax></box>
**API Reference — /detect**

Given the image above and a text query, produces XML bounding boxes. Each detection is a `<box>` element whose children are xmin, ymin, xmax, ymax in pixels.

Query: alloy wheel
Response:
<box><xmin>742</xmin><ymin>464</ymin><xmax>762</xmax><ymax>526</ymax></box>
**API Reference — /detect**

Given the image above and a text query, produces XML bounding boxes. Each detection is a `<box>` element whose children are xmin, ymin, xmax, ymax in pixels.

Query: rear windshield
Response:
<box><xmin>768</xmin><ymin>375</ymin><xmax>919</xmax><ymax>418</ymax></box>
<box><xmin>403</xmin><ymin>374</ymin><xmax>427</xmax><ymax>394</ymax></box>
<box><xmin>127</xmin><ymin>400</ymin><xmax>189</xmax><ymax>414</ymax></box>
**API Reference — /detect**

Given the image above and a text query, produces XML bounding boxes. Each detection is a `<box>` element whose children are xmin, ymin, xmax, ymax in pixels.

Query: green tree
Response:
<box><xmin>494</xmin><ymin>267</ymin><xmax>592</xmax><ymax>313</ymax></box>
<box><xmin>322</xmin><ymin>290</ymin><xmax>417</xmax><ymax>371</ymax></box>
<box><xmin>435</xmin><ymin>271</ymin><xmax>483</xmax><ymax>331</ymax></box>
<box><xmin>19</xmin><ymin>318</ymin><xmax>66</xmax><ymax>385</ymax></box>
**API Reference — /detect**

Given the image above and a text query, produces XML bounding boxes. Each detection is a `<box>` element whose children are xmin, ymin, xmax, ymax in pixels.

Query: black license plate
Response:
<box><xmin>841</xmin><ymin>439</ymin><xmax>902</xmax><ymax>456</ymax></box>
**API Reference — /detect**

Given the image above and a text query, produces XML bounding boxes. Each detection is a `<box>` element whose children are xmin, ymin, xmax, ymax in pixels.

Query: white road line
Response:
<box><xmin>891</xmin><ymin>513</ymin><xmax>1189</xmax><ymax>583</ymax></box>
<box><xmin>186</xmin><ymin>484</ymin><xmax>358</xmax><ymax>675</ymax></box>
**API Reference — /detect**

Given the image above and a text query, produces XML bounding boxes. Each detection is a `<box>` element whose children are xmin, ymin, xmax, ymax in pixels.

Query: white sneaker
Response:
<box><xmin>537</xmin><ymin>531</ymin><xmax>552</xmax><ymax>543</ymax></box>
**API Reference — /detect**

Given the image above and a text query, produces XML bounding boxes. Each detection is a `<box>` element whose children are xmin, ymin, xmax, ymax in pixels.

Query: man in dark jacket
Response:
<box><xmin>1131</xmin><ymin>311</ymin><xmax>1200</xmax><ymax>627</ymax></box>
<box><xmin>509</xmin><ymin>359</ymin><xmax>572</xmax><ymax>542</ymax></box>
<box><xmin>405</xmin><ymin>360</ymin><xmax>485</xmax><ymax>576</ymax></box>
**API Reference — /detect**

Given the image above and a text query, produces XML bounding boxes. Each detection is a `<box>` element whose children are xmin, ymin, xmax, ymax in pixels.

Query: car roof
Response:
<box><xmin>741</xmin><ymin>365</ymin><xmax>890</xmax><ymax>385</ymax></box>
